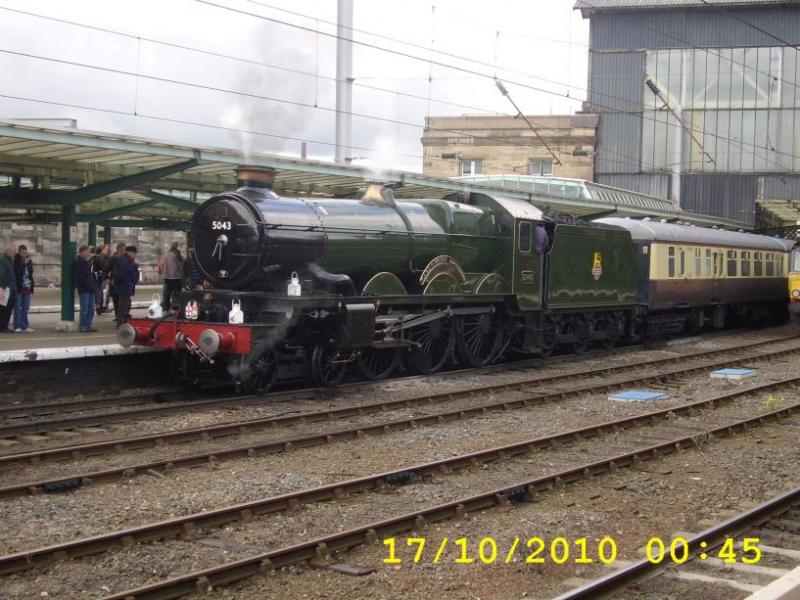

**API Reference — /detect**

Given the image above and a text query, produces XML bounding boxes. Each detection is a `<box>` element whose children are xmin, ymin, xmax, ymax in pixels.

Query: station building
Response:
<box><xmin>576</xmin><ymin>0</ymin><xmax>800</xmax><ymax>228</ymax></box>
<box><xmin>421</xmin><ymin>114</ymin><xmax>598</xmax><ymax>181</ymax></box>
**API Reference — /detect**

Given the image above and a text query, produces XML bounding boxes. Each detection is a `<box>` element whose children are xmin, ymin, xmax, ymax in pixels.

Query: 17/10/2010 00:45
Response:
<box><xmin>381</xmin><ymin>536</ymin><xmax>762</xmax><ymax>565</ymax></box>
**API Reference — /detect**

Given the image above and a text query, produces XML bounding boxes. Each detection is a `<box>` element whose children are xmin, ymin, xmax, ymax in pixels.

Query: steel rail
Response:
<box><xmin>0</xmin><ymin>388</ymin><xmax>194</xmax><ymax>420</ymax></box>
<box><xmin>98</xmin><ymin>402</ymin><xmax>800</xmax><ymax>600</ymax></box>
<box><xmin>554</xmin><ymin>486</ymin><xmax>800</xmax><ymax>600</ymax></box>
<box><xmin>1</xmin><ymin>345</ymin><xmax>797</xmax><ymax>498</ymax></box>
<box><xmin>1</xmin><ymin>336</ymin><xmax>795</xmax><ymax>464</ymax></box>
<box><xmin>2</xmin><ymin>374</ymin><xmax>798</xmax><ymax>575</ymax></box>
<box><xmin>0</xmin><ymin>341</ymin><xmax>618</xmax><ymax>436</ymax></box>
<box><xmin>0</xmin><ymin>335</ymin><xmax>791</xmax><ymax>439</ymax></box>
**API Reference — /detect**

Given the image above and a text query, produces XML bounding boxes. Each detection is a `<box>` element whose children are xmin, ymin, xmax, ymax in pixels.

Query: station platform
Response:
<box><xmin>0</xmin><ymin>285</ymin><xmax>162</xmax><ymax>363</ymax></box>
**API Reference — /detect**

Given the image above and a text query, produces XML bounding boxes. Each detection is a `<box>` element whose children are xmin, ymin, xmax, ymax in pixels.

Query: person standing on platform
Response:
<box><xmin>106</xmin><ymin>243</ymin><xmax>126</xmax><ymax>321</ymax></box>
<box><xmin>13</xmin><ymin>245</ymin><xmax>34</xmax><ymax>333</ymax></box>
<box><xmin>74</xmin><ymin>245</ymin><xmax>98</xmax><ymax>333</ymax></box>
<box><xmin>161</xmin><ymin>241</ymin><xmax>184</xmax><ymax>312</ymax></box>
<box><xmin>113</xmin><ymin>245</ymin><xmax>138</xmax><ymax>326</ymax></box>
<box><xmin>92</xmin><ymin>244</ymin><xmax>111</xmax><ymax>315</ymax></box>
<box><xmin>0</xmin><ymin>245</ymin><xmax>17</xmax><ymax>333</ymax></box>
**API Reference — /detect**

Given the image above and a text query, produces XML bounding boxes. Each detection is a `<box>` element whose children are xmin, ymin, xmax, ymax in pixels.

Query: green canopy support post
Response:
<box><xmin>59</xmin><ymin>204</ymin><xmax>77</xmax><ymax>326</ymax></box>
<box><xmin>88</xmin><ymin>222</ymin><xmax>97</xmax><ymax>248</ymax></box>
<box><xmin>103</xmin><ymin>226</ymin><xmax>112</xmax><ymax>245</ymax></box>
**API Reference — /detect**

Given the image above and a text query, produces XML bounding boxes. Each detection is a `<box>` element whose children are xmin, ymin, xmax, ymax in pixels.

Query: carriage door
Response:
<box><xmin>513</xmin><ymin>220</ymin><xmax>542</xmax><ymax>310</ymax></box>
<box><xmin>711</xmin><ymin>249</ymin><xmax>723</xmax><ymax>301</ymax></box>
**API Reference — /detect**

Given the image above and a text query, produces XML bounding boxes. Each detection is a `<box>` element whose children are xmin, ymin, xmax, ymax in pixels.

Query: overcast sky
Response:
<box><xmin>0</xmin><ymin>0</ymin><xmax>589</xmax><ymax>171</ymax></box>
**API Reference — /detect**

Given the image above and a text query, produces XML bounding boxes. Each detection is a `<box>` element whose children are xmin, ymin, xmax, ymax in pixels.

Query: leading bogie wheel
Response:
<box><xmin>312</xmin><ymin>344</ymin><xmax>348</xmax><ymax>387</ymax></box>
<box><xmin>241</xmin><ymin>348</ymin><xmax>279</xmax><ymax>394</ymax></box>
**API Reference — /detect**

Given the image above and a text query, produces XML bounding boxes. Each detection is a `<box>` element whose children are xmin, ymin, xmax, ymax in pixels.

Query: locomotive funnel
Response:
<box><xmin>236</xmin><ymin>165</ymin><xmax>276</xmax><ymax>189</ymax></box>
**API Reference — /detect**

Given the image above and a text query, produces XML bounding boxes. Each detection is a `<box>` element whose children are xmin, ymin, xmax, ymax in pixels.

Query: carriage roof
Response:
<box><xmin>596</xmin><ymin>217</ymin><xmax>795</xmax><ymax>252</ymax></box>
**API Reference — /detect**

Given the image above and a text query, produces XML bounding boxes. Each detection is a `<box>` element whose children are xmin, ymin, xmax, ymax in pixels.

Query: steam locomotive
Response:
<box><xmin>118</xmin><ymin>167</ymin><xmax>795</xmax><ymax>392</ymax></box>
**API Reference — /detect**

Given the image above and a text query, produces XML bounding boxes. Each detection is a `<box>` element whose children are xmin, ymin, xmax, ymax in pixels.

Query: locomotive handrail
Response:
<box><xmin>258</xmin><ymin>221</ymin><xmax>506</xmax><ymax>239</ymax></box>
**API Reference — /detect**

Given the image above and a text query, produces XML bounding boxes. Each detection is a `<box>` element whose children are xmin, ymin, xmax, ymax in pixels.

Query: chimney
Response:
<box><xmin>236</xmin><ymin>165</ymin><xmax>277</xmax><ymax>189</ymax></box>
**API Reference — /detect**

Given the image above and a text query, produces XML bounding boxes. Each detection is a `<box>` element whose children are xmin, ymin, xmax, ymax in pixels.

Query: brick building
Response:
<box><xmin>421</xmin><ymin>114</ymin><xmax>598</xmax><ymax>180</ymax></box>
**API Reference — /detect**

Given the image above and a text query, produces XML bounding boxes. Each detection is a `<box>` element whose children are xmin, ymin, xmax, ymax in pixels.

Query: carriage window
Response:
<box><xmin>705</xmin><ymin>249</ymin><xmax>712</xmax><ymax>275</ymax></box>
<box><xmin>679</xmin><ymin>249</ymin><xmax>685</xmax><ymax>276</ymax></box>
<box><xmin>668</xmin><ymin>246</ymin><xmax>675</xmax><ymax>278</ymax></box>
<box><xmin>740</xmin><ymin>251</ymin><xmax>750</xmax><ymax>277</ymax></box>
<box><xmin>754</xmin><ymin>252</ymin><xmax>763</xmax><ymax>276</ymax></box>
<box><xmin>779</xmin><ymin>255</ymin><xmax>785</xmax><ymax>274</ymax></box>
<box><xmin>727</xmin><ymin>250</ymin><xmax>737</xmax><ymax>277</ymax></box>
<box><xmin>517</xmin><ymin>221</ymin><xmax>532</xmax><ymax>254</ymax></box>
<box><xmin>694</xmin><ymin>249</ymin><xmax>701</xmax><ymax>276</ymax></box>
<box><xmin>766</xmin><ymin>253</ymin><xmax>775</xmax><ymax>276</ymax></box>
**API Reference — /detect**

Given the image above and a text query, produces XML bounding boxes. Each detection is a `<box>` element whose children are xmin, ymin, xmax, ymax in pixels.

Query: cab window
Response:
<box><xmin>791</xmin><ymin>248</ymin><xmax>800</xmax><ymax>273</ymax></box>
<box><xmin>517</xmin><ymin>221</ymin><xmax>532</xmax><ymax>254</ymax></box>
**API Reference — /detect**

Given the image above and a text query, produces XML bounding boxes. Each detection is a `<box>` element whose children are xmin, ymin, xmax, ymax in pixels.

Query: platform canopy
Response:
<box><xmin>0</xmin><ymin>119</ymin><xmax>751</xmax><ymax>322</ymax></box>
<box><xmin>0</xmin><ymin>119</ymin><xmax>751</xmax><ymax>228</ymax></box>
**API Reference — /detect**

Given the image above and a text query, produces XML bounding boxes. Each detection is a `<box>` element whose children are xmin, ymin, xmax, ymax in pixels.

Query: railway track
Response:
<box><xmin>0</xmin><ymin>371</ymin><xmax>797</xmax><ymax>576</ymax></box>
<box><xmin>556</xmin><ymin>487</ymin><xmax>800</xmax><ymax>599</ymax></box>
<box><xmin>0</xmin><ymin>334</ymin><xmax>795</xmax><ymax>443</ymax></box>
<box><xmin>1</xmin><ymin>340</ymin><xmax>798</xmax><ymax>497</ymax></box>
<box><xmin>0</xmin><ymin>338</ymin><xmax>640</xmax><ymax>428</ymax></box>
<box><xmin>1</xmin><ymin>328</ymin><xmax>791</xmax><ymax>433</ymax></box>
<box><xmin>2</xmin><ymin>378</ymin><xmax>794</xmax><ymax>599</ymax></box>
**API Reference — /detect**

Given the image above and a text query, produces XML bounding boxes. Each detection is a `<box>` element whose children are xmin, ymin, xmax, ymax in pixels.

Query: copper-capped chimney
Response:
<box><xmin>236</xmin><ymin>165</ymin><xmax>277</xmax><ymax>189</ymax></box>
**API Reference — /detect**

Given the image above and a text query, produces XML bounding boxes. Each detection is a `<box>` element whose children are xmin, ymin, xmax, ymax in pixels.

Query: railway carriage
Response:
<box><xmin>596</xmin><ymin>218</ymin><xmax>795</xmax><ymax>333</ymax></box>
<box><xmin>118</xmin><ymin>168</ymin><xmax>795</xmax><ymax>392</ymax></box>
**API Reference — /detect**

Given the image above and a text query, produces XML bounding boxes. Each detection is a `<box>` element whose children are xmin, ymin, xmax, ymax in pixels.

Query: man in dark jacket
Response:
<box><xmin>105</xmin><ymin>243</ymin><xmax>127</xmax><ymax>321</ymax></box>
<box><xmin>13</xmin><ymin>245</ymin><xmax>34</xmax><ymax>332</ymax></box>
<box><xmin>74</xmin><ymin>245</ymin><xmax>98</xmax><ymax>332</ymax></box>
<box><xmin>113</xmin><ymin>245</ymin><xmax>138</xmax><ymax>326</ymax></box>
<box><xmin>0</xmin><ymin>245</ymin><xmax>17</xmax><ymax>332</ymax></box>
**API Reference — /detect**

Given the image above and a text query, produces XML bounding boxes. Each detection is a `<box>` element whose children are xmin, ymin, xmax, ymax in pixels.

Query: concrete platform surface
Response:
<box><xmin>0</xmin><ymin>302</ymin><xmax>151</xmax><ymax>358</ymax></box>
<box><xmin>24</xmin><ymin>285</ymin><xmax>160</xmax><ymax>313</ymax></box>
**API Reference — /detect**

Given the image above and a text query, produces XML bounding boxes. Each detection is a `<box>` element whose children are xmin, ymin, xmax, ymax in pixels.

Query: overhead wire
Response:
<box><xmin>193</xmin><ymin>0</ymin><xmax>800</xmax><ymax>166</ymax></box>
<box><xmin>242</xmin><ymin>0</ymin><xmax>591</xmax><ymax>89</ymax></box>
<box><xmin>1</xmin><ymin>2</ymin><xmax>796</xmax><ymax>177</ymax></box>
<box><xmin>0</xmin><ymin>24</ymin><xmax>793</xmax><ymax>176</ymax></box>
<box><xmin>0</xmin><ymin>92</ymin><xmax>426</xmax><ymax>160</ymax></box>
<box><xmin>0</xmin><ymin>5</ymin><xmax>500</xmax><ymax>117</ymax></box>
